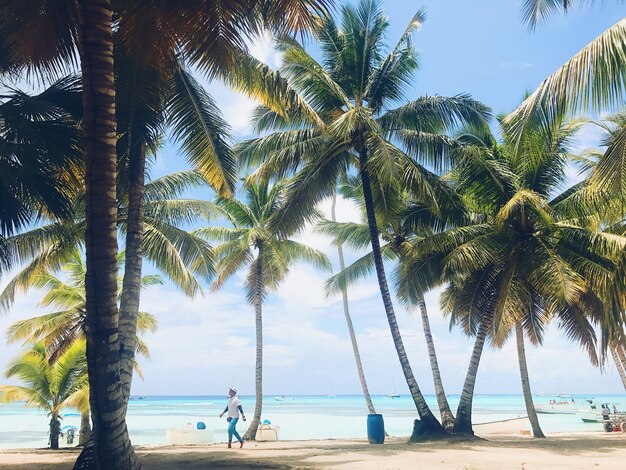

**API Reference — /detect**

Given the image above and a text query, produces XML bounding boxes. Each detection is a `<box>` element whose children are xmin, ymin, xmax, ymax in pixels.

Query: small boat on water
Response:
<box><xmin>166</xmin><ymin>422</ymin><xmax>213</xmax><ymax>445</ymax></box>
<box><xmin>536</xmin><ymin>395</ymin><xmax>580</xmax><ymax>414</ymax></box>
<box><xmin>386</xmin><ymin>393</ymin><xmax>400</xmax><ymax>399</ymax></box>
<box><xmin>274</xmin><ymin>396</ymin><xmax>294</xmax><ymax>401</ymax></box>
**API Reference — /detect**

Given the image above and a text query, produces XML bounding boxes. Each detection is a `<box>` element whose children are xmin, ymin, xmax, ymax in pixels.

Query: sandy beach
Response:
<box><xmin>1</xmin><ymin>419</ymin><xmax>625</xmax><ymax>469</ymax></box>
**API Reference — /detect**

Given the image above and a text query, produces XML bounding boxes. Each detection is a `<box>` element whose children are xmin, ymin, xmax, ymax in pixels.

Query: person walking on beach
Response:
<box><xmin>219</xmin><ymin>387</ymin><xmax>246</xmax><ymax>448</ymax></box>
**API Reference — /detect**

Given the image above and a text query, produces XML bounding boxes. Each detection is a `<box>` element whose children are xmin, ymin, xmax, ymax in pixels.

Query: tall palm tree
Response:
<box><xmin>237</xmin><ymin>0</ymin><xmax>491</xmax><ymax>439</ymax></box>
<box><xmin>0</xmin><ymin>341</ymin><xmax>88</xmax><ymax>450</ymax></box>
<box><xmin>0</xmin><ymin>2</ymin><xmax>332</xmax><ymax>466</ymax></box>
<box><xmin>402</xmin><ymin>106</ymin><xmax>625</xmax><ymax>436</ymax></box>
<box><xmin>196</xmin><ymin>180</ymin><xmax>331</xmax><ymax>440</ymax></box>
<box><xmin>319</xmin><ymin>176</ymin><xmax>464</xmax><ymax>431</ymax></box>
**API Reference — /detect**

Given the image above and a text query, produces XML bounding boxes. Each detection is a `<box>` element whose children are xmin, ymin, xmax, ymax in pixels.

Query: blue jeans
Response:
<box><xmin>228</xmin><ymin>418</ymin><xmax>243</xmax><ymax>443</ymax></box>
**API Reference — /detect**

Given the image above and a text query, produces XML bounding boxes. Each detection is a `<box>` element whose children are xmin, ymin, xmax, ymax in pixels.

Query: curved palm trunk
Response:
<box><xmin>611</xmin><ymin>344</ymin><xmax>626</xmax><ymax>391</ymax></box>
<box><xmin>75</xmin><ymin>0</ymin><xmax>140</xmax><ymax>468</ymax></box>
<box><xmin>331</xmin><ymin>192</ymin><xmax>376</xmax><ymax>415</ymax></box>
<box><xmin>416</xmin><ymin>294</ymin><xmax>454</xmax><ymax>432</ymax></box>
<box><xmin>358</xmin><ymin>151</ymin><xmax>446</xmax><ymax>440</ymax></box>
<box><xmin>453</xmin><ymin>315</ymin><xmax>489</xmax><ymax>435</ymax></box>
<box><xmin>244</xmin><ymin>259</ymin><xmax>263</xmax><ymax>441</ymax></box>
<box><xmin>119</xmin><ymin>139</ymin><xmax>146</xmax><ymax>403</ymax></box>
<box><xmin>50</xmin><ymin>415</ymin><xmax>61</xmax><ymax>450</ymax></box>
<box><xmin>79</xmin><ymin>412</ymin><xmax>92</xmax><ymax>447</ymax></box>
<box><xmin>515</xmin><ymin>323</ymin><xmax>544</xmax><ymax>438</ymax></box>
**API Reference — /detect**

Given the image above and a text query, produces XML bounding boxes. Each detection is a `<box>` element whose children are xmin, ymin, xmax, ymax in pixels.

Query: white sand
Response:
<box><xmin>1</xmin><ymin>422</ymin><xmax>625</xmax><ymax>469</ymax></box>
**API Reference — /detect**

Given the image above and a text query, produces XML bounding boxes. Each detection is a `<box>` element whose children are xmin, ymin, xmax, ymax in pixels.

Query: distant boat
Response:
<box><xmin>274</xmin><ymin>396</ymin><xmax>294</xmax><ymax>401</ymax></box>
<box><xmin>386</xmin><ymin>379</ymin><xmax>400</xmax><ymax>399</ymax></box>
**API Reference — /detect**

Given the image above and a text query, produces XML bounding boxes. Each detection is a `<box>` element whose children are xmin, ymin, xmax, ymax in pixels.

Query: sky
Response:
<box><xmin>1</xmin><ymin>1</ymin><xmax>626</xmax><ymax>398</ymax></box>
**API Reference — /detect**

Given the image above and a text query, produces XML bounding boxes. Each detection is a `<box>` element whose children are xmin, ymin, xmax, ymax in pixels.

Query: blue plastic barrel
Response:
<box><xmin>367</xmin><ymin>413</ymin><xmax>385</xmax><ymax>444</ymax></box>
<box><xmin>196</xmin><ymin>421</ymin><xmax>206</xmax><ymax>430</ymax></box>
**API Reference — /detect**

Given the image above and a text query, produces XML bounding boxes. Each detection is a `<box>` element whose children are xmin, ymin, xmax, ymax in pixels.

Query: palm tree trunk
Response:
<box><xmin>416</xmin><ymin>293</ymin><xmax>455</xmax><ymax>432</ymax></box>
<box><xmin>244</xmin><ymin>258</ymin><xmax>263</xmax><ymax>441</ymax></box>
<box><xmin>358</xmin><ymin>150</ymin><xmax>446</xmax><ymax>440</ymax></box>
<box><xmin>331</xmin><ymin>192</ymin><xmax>376</xmax><ymax>415</ymax></box>
<box><xmin>119</xmin><ymin>139</ymin><xmax>146</xmax><ymax>403</ymax></box>
<box><xmin>79</xmin><ymin>412</ymin><xmax>93</xmax><ymax>447</ymax></box>
<box><xmin>611</xmin><ymin>344</ymin><xmax>626</xmax><ymax>391</ymax></box>
<box><xmin>74</xmin><ymin>0</ymin><xmax>140</xmax><ymax>468</ymax></box>
<box><xmin>50</xmin><ymin>415</ymin><xmax>61</xmax><ymax>450</ymax></box>
<box><xmin>453</xmin><ymin>314</ymin><xmax>489</xmax><ymax>435</ymax></box>
<box><xmin>515</xmin><ymin>323</ymin><xmax>545</xmax><ymax>438</ymax></box>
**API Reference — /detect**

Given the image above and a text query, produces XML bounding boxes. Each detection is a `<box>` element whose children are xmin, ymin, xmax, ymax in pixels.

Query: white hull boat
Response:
<box><xmin>536</xmin><ymin>402</ymin><xmax>579</xmax><ymax>414</ymax></box>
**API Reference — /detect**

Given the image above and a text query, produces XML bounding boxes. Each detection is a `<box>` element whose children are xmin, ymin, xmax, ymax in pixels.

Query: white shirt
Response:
<box><xmin>227</xmin><ymin>396</ymin><xmax>242</xmax><ymax>418</ymax></box>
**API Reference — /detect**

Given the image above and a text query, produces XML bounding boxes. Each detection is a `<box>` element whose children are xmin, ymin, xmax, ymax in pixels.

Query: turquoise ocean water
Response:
<box><xmin>1</xmin><ymin>394</ymin><xmax>624</xmax><ymax>449</ymax></box>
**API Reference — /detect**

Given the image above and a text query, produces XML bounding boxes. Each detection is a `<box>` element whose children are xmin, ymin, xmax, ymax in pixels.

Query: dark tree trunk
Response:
<box><xmin>50</xmin><ymin>416</ymin><xmax>61</xmax><ymax>450</ymax></box>
<box><xmin>416</xmin><ymin>294</ymin><xmax>455</xmax><ymax>432</ymax></box>
<box><xmin>612</xmin><ymin>344</ymin><xmax>626</xmax><ymax>391</ymax></box>
<box><xmin>244</xmin><ymin>258</ymin><xmax>263</xmax><ymax>441</ymax></box>
<box><xmin>74</xmin><ymin>0</ymin><xmax>140</xmax><ymax>468</ymax></box>
<box><xmin>331</xmin><ymin>192</ymin><xmax>376</xmax><ymax>415</ymax></box>
<box><xmin>358</xmin><ymin>150</ymin><xmax>446</xmax><ymax>441</ymax></box>
<box><xmin>515</xmin><ymin>324</ymin><xmax>545</xmax><ymax>438</ymax></box>
<box><xmin>453</xmin><ymin>315</ymin><xmax>489</xmax><ymax>435</ymax></box>
<box><xmin>79</xmin><ymin>412</ymin><xmax>92</xmax><ymax>447</ymax></box>
<box><xmin>119</xmin><ymin>139</ymin><xmax>146</xmax><ymax>403</ymax></box>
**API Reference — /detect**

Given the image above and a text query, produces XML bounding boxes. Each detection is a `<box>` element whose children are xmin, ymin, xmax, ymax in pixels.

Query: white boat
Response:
<box><xmin>386</xmin><ymin>393</ymin><xmax>400</xmax><ymax>399</ymax></box>
<box><xmin>536</xmin><ymin>397</ymin><xmax>580</xmax><ymax>414</ymax></box>
<box><xmin>166</xmin><ymin>422</ymin><xmax>214</xmax><ymax>445</ymax></box>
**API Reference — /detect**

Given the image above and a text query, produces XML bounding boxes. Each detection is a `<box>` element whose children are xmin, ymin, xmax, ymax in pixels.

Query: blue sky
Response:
<box><xmin>1</xmin><ymin>1</ymin><xmax>625</xmax><ymax>398</ymax></box>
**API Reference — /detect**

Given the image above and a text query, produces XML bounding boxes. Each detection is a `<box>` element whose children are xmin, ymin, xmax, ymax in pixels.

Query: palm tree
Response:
<box><xmin>0</xmin><ymin>341</ymin><xmax>88</xmax><ymax>450</ymax></box>
<box><xmin>402</xmin><ymin>105</ymin><xmax>625</xmax><ymax>436</ymax></box>
<box><xmin>319</xmin><ymin>176</ymin><xmax>464</xmax><ymax>431</ymax></box>
<box><xmin>196</xmin><ymin>180</ymin><xmax>331</xmax><ymax>440</ymax></box>
<box><xmin>0</xmin><ymin>2</ymin><xmax>332</xmax><ymax>466</ymax></box>
<box><xmin>4</xmin><ymin>250</ymin><xmax>159</xmax><ymax>446</ymax></box>
<box><xmin>237</xmin><ymin>0</ymin><xmax>491</xmax><ymax>439</ymax></box>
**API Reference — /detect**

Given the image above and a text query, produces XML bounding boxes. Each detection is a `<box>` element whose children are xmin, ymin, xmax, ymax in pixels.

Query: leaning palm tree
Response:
<box><xmin>0</xmin><ymin>341</ymin><xmax>88</xmax><ymax>450</ymax></box>
<box><xmin>319</xmin><ymin>176</ymin><xmax>464</xmax><ymax>431</ymax></box>
<box><xmin>196</xmin><ymin>180</ymin><xmax>331</xmax><ymax>441</ymax></box>
<box><xmin>329</xmin><ymin>190</ymin><xmax>377</xmax><ymax>416</ymax></box>
<box><xmin>0</xmin><ymin>2</ymin><xmax>332</xmax><ymax>466</ymax></box>
<box><xmin>401</xmin><ymin>104</ymin><xmax>625</xmax><ymax>436</ymax></box>
<box><xmin>237</xmin><ymin>0</ymin><xmax>491</xmax><ymax>438</ymax></box>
